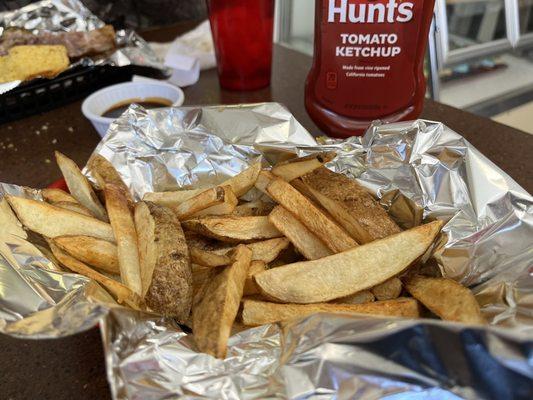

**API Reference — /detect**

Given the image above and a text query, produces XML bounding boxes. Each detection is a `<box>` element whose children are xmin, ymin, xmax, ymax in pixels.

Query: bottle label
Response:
<box><xmin>315</xmin><ymin>0</ymin><xmax>425</xmax><ymax>119</ymax></box>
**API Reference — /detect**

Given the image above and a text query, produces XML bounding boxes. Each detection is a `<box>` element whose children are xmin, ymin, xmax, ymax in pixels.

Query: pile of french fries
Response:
<box><xmin>3</xmin><ymin>150</ymin><xmax>485</xmax><ymax>359</ymax></box>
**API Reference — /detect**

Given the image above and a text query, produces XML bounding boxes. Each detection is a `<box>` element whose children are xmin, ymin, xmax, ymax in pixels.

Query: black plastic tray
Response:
<box><xmin>0</xmin><ymin>64</ymin><xmax>136</xmax><ymax>124</ymax></box>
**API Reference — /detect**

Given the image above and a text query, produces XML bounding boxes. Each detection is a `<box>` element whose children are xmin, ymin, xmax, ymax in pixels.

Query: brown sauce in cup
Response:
<box><xmin>102</xmin><ymin>97</ymin><xmax>173</xmax><ymax>118</ymax></box>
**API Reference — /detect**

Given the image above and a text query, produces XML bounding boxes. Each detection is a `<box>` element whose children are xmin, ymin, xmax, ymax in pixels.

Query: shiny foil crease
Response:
<box><xmin>0</xmin><ymin>104</ymin><xmax>532</xmax><ymax>399</ymax></box>
<box><xmin>0</xmin><ymin>0</ymin><xmax>168</xmax><ymax>94</ymax></box>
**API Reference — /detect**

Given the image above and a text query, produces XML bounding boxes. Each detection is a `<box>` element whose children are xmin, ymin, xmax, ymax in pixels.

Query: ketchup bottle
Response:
<box><xmin>305</xmin><ymin>0</ymin><xmax>436</xmax><ymax>137</ymax></box>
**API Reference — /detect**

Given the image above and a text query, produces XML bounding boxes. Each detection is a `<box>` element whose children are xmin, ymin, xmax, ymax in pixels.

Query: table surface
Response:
<box><xmin>1</xmin><ymin>24</ymin><xmax>532</xmax><ymax>400</ymax></box>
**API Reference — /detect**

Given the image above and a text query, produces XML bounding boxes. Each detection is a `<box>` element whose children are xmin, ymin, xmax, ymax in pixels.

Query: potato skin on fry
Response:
<box><xmin>404</xmin><ymin>275</ymin><xmax>485</xmax><ymax>325</ymax></box>
<box><xmin>143</xmin><ymin>202</ymin><xmax>193</xmax><ymax>322</ymax></box>
<box><xmin>242</xmin><ymin>298</ymin><xmax>420</xmax><ymax>326</ymax></box>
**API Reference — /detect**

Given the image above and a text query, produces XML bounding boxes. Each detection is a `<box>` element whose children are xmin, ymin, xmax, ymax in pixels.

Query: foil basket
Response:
<box><xmin>1</xmin><ymin>103</ymin><xmax>532</xmax><ymax>399</ymax></box>
<box><xmin>0</xmin><ymin>0</ymin><xmax>169</xmax><ymax>94</ymax></box>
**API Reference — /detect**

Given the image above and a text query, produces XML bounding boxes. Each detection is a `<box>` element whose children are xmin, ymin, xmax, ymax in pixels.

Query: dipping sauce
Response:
<box><xmin>102</xmin><ymin>97</ymin><xmax>173</xmax><ymax>118</ymax></box>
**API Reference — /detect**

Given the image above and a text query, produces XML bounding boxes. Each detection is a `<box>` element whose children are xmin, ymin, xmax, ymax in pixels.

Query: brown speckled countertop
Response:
<box><xmin>0</xmin><ymin>25</ymin><xmax>532</xmax><ymax>400</ymax></box>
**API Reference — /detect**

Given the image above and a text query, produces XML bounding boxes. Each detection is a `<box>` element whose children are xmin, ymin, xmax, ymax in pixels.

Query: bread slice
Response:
<box><xmin>0</xmin><ymin>45</ymin><xmax>69</xmax><ymax>83</ymax></box>
<box><xmin>300</xmin><ymin>167</ymin><xmax>401</xmax><ymax>243</ymax></box>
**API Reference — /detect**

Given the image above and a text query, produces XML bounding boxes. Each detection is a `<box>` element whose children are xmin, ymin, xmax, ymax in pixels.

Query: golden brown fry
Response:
<box><xmin>87</xmin><ymin>154</ymin><xmax>134</xmax><ymax>207</ymax></box>
<box><xmin>0</xmin><ymin>197</ymin><xmax>26</xmax><ymax>238</ymax></box>
<box><xmin>55</xmin><ymin>151</ymin><xmax>108</xmax><ymax>221</ymax></box>
<box><xmin>372</xmin><ymin>277</ymin><xmax>403</xmax><ymax>301</ymax></box>
<box><xmin>104</xmin><ymin>184</ymin><xmax>142</xmax><ymax>295</ymax></box>
<box><xmin>257</xmin><ymin>171</ymin><xmax>357</xmax><ymax>253</ymax></box>
<box><xmin>300</xmin><ymin>167</ymin><xmax>401</xmax><ymax>243</ymax></box>
<box><xmin>192</xmin><ymin>186</ymin><xmax>238</xmax><ymax>217</ymax></box>
<box><xmin>193</xmin><ymin>245</ymin><xmax>252</xmax><ymax>358</ymax></box>
<box><xmin>242</xmin><ymin>298</ymin><xmax>420</xmax><ymax>326</ymax></box>
<box><xmin>254</xmin><ymin>221</ymin><xmax>443</xmax><ymax>304</ymax></box>
<box><xmin>53</xmin><ymin>201</ymin><xmax>94</xmax><ymax>217</ymax></box>
<box><xmin>5</xmin><ymin>195</ymin><xmax>115</xmax><ymax>241</ymax></box>
<box><xmin>53</xmin><ymin>235</ymin><xmax>119</xmax><ymax>274</ymax></box>
<box><xmin>243</xmin><ymin>261</ymin><xmax>267</xmax><ymax>296</ymax></box>
<box><xmin>231</xmin><ymin>200</ymin><xmax>275</xmax><ymax>217</ymax></box>
<box><xmin>333</xmin><ymin>290</ymin><xmax>375</xmax><ymax>305</ymax></box>
<box><xmin>271</xmin><ymin>152</ymin><xmax>336</xmax><ymax>182</ymax></box>
<box><xmin>172</xmin><ymin>186</ymin><xmax>226</xmax><ymax>220</ymax></box>
<box><xmin>41</xmin><ymin>188</ymin><xmax>78</xmax><ymax>204</ymax></box>
<box><xmin>404</xmin><ymin>275</ymin><xmax>485</xmax><ymax>325</ymax></box>
<box><xmin>143</xmin><ymin>162</ymin><xmax>261</xmax><ymax>206</ymax></box>
<box><xmin>182</xmin><ymin>216</ymin><xmax>282</xmax><ymax>243</ymax></box>
<box><xmin>190</xmin><ymin>247</ymin><xmax>231</xmax><ymax>268</ymax></box>
<box><xmin>143</xmin><ymin>202</ymin><xmax>192</xmax><ymax>321</ymax></box>
<box><xmin>268</xmin><ymin>206</ymin><xmax>332</xmax><ymax>260</ymax></box>
<box><xmin>134</xmin><ymin>202</ymin><xmax>157</xmax><ymax>296</ymax></box>
<box><xmin>49</xmin><ymin>242</ymin><xmax>140</xmax><ymax>308</ymax></box>
<box><xmin>246</xmin><ymin>237</ymin><xmax>291</xmax><ymax>263</ymax></box>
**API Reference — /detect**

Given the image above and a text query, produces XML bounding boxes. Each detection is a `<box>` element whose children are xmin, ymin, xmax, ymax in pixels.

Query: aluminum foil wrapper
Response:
<box><xmin>1</xmin><ymin>103</ymin><xmax>532</xmax><ymax>399</ymax></box>
<box><xmin>0</xmin><ymin>0</ymin><xmax>168</xmax><ymax>94</ymax></box>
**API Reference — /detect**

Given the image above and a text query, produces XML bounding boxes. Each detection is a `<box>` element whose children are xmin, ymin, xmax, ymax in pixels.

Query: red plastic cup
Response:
<box><xmin>207</xmin><ymin>0</ymin><xmax>275</xmax><ymax>91</ymax></box>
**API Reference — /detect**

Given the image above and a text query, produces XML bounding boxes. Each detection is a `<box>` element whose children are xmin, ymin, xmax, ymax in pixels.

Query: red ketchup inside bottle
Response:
<box><xmin>305</xmin><ymin>0</ymin><xmax>436</xmax><ymax>137</ymax></box>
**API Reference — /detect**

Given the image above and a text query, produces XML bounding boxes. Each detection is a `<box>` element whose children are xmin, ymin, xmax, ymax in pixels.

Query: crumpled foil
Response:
<box><xmin>1</xmin><ymin>103</ymin><xmax>532</xmax><ymax>399</ymax></box>
<box><xmin>0</xmin><ymin>0</ymin><xmax>169</xmax><ymax>94</ymax></box>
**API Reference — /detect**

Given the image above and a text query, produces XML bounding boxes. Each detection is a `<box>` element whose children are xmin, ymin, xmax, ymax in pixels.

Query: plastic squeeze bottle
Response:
<box><xmin>305</xmin><ymin>0</ymin><xmax>436</xmax><ymax>137</ymax></box>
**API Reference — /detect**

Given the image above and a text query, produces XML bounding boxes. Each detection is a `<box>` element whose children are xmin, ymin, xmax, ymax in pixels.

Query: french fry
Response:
<box><xmin>49</xmin><ymin>242</ymin><xmax>140</xmax><ymax>308</ymax></box>
<box><xmin>0</xmin><ymin>197</ymin><xmax>26</xmax><ymax>238</ymax></box>
<box><xmin>53</xmin><ymin>201</ymin><xmax>94</xmax><ymax>217</ymax></box>
<box><xmin>242</xmin><ymin>298</ymin><xmax>420</xmax><ymax>326</ymax></box>
<box><xmin>55</xmin><ymin>151</ymin><xmax>108</xmax><ymax>221</ymax></box>
<box><xmin>246</xmin><ymin>237</ymin><xmax>290</xmax><ymax>263</ymax></box>
<box><xmin>257</xmin><ymin>171</ymin><xmax>358</xmax><ymax>253</ymax></box>
<box><xmin>87</xmin><ymin>154</ymin><xmax>134</xmax><ymax>207</ymax></box>
<box><xmin>405</xmin><ymin>275</ymin><xmax>485</xmax><ymax>325</ymax></box>
<box><xmin>5</xmin><ymin>195</ymin><xmax>115</xmax><ymax>241</ymax></box>
<box><xmin>193</xmin><ymin>245</ymin><xmax>252</xmax><ymax>358</ymax></box>
<box><xmin>192</xmin><ymin>264</ymin><xmax>218</xmax><ymax>306</ymax></box>
<box><xmin>190</xmin><ymin>247</ymin><xmax>231</xmax><ymax>268</ymax></box>
<box><xmin>41</xmin><ymin>188</ymin><xmax>78</xmax><ymax>204</ymax></box>
<box><xmin>143</xmin><ymin>162</ymin><xmax>261</xmax><ymax>207</ymax></box>
<box><xmin>254</xmin><ymin>221</ymin><xmax>443</xmax><ymax>303</ymax></box>
<box><xmin>231</xmin><ymin>200</ymin><xmax>275</xmax><ymax>217</ymax></box>
<box><xmin>271</xmin><ymin>152</ymin><xmax>336</xmax><ymax>182</ymax></box>
<box><xmin>172</xmin><ymin>186</ymin><xmax>226</xmax><ymax>220</ymax></box>
<box><xmin>104</xmin><ymin>184</ymin><xmax>142</xmax><ymax>295</ymax></box>
<box><xmin>192</xmin><ymin>186</ymin><xmax>238</xmax><ymax>217</ymax></box>
<box><xmin>141</xmin><ymin>202</ymin><xmax>192</xmax><ymax>321</ymax></box>
<box><xmin>300</xmin><ymin>167</ymin><xmax>401</xmax><ymax>243</ymax></box>
<box><xmin>182</xmin><ymin>216</ymin><xmax>282</xmax><ymax>243</ymax></box>
<box><xmin>372</xmin><ymin>277</ymin><xmax>402</xmax><ymax>300</ymax></box>
<box><xmin>52</xmin><ymin>235</ymin><xmax>119</xmax><ymax>274</ymax></box>
<box><xmin>243</xmin><ymin>261</ymin><xmax>267</xmax><ymax>296</ymax></box>
<box><xmin>268</xmin><ymin>205</ymin><xmax>332</xmax><ymax>260</ymax></box>
<box><xmin>333</xmin><ymin>290</ymin><xmax>375</xmax><ymax>304</ymax></box>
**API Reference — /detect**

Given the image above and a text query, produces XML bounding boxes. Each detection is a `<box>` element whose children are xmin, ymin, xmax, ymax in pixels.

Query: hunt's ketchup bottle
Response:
<box><xmin>305</xmin><ymin>0</ymin><xmax>436</xmax><ymax>137</ymax></box>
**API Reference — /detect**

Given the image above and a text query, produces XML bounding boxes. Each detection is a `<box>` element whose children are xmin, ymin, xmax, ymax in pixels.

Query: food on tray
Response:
<box><xmin>4</xmin><ymin>152</ymin><xmax>486</xmax><ymax>359</ymax></box>
<box><xmin>242</xmin><ymin>298</ymin><xmax>421</xmax><ymax>326</ymax></box>
<box><xmin>0</xmin><ymin>25</ymin><xmax>116</xmax><ymax>58</ymax></box>
<box><xmin>299</xmin><ymin>167</ymin><xmax>401</xmax><ymax>243</ymax></box>
<box><xmin>405</xmin><ymin>275</ymin><xmax>485</xmax><ymax>325</ymax></box>
<box><xmin>0</xmin><ymin>45</ymin><xmax>69</xmax><ymax>83</ymax></box>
